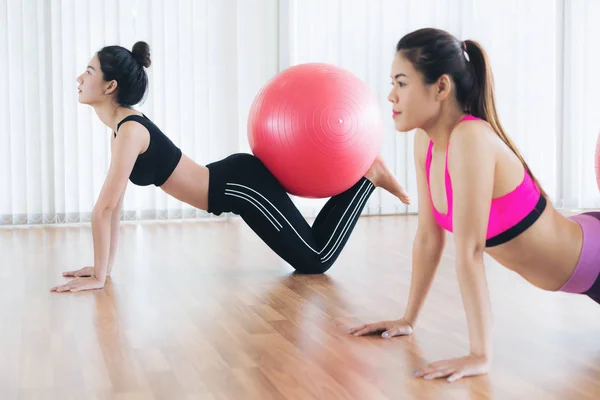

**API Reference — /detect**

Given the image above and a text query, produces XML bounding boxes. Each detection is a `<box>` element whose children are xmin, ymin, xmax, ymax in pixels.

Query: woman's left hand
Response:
<box><xmin>50</xmin><ymin>276</ymin><xmax>105</xmax><ymax>293</ymax></box>
<box><xmin>412</xmin><ymin>354</ymin><xmax>490</xmax><ymax>383</ymax></box>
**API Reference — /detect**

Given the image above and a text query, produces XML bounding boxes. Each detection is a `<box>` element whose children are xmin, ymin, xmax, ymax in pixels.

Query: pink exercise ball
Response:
<box><xmin>596</xmin><ymin>132</ymin><xmax>600</xmax><ymax>192</ymax></box>
<box><xmin>247</xmin><ymin>63</ymin><xmax>383</xmax><ymax>198</ymax></box>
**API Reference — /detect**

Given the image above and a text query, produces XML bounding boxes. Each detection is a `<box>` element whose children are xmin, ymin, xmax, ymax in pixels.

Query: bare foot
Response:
<box><xmin>364</xmin><ymin>156</ymin><xmax>411</xmax><ymax>205</ymax></box>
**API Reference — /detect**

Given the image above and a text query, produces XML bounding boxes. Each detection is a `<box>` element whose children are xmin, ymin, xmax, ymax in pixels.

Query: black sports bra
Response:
<box><xmin>114</xmin><ymin>115</ymin><xmax>182</xmax><ymax>186</ymax></box>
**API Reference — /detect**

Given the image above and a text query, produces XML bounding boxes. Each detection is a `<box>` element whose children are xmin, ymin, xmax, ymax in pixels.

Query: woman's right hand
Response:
<box><xmin>62</xmin><ymin>266</ymin><xmax>95</xmax><ymax>278</ymax></box>
<box><xmin>348</xmin><ymin>318</ymin><xmax>414</xmax><ymax>338</ymax></box>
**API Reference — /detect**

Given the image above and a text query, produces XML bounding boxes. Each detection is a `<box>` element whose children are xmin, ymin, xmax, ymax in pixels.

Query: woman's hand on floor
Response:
<box><xmin>412</xmin><ymin>354</ymin><xmax>491</xmax><ymax>383</ymax></box>
<box><xmin>50</xmin><ymin>276</ymin><xmax>105</xmax><ymax>293</ymax></box>
<box><xmin>348</xmin><ymin>318</ymin><xmax>414</xmax><ymax>338</ymax></box>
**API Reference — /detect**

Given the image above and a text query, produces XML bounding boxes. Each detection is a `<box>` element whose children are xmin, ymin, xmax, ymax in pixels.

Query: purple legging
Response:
<box><xmin>559</xmin><ymin>212</ymin><xmax>600</xmax><ymax>304</ymax></box>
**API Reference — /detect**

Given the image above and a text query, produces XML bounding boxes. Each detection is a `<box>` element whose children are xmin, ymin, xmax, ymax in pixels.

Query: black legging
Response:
<box><xmin>206</xmin><ymin>153</ymin><xmax>375</xmax><ymax>274</ymax></box>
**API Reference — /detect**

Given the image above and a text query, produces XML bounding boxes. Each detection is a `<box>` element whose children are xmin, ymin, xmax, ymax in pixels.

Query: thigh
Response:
<box><xmin>213</xmin><ymin>154</ymin><xmax>322</xmax><ymax>270</ymax></box>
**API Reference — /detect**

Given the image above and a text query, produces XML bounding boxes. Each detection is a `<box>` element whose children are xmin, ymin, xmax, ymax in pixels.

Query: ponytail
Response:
<box><xmin>464</xmin><ymin>40</ymin><xmax>546</xmax><ymax>197</ymax></box>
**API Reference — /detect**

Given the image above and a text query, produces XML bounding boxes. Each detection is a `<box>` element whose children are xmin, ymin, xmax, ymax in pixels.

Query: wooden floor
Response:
<box><xmin>1</xmin><ymin>215</ymin><xmax>600</xmax><ymax>399</ymax></box>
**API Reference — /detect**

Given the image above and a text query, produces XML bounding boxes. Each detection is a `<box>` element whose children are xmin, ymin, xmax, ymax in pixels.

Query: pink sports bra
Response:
<box><xmin>425</xmin><ymin>115</ymin><xmax>546</xmax><ymax>247</ymax></box>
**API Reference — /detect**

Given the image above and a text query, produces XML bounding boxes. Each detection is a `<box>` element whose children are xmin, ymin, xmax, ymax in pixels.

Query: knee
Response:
<box><xmin>292</xmin><ymin>258</ymin><xmax>332</xmax><ymax>275</ymax></box>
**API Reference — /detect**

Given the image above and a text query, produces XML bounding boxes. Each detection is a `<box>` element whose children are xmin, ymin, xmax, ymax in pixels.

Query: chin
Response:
<box><xmin>394</xmin><ymin>121</ymin><xmax>415</xmax><ymax>133</ymax></box>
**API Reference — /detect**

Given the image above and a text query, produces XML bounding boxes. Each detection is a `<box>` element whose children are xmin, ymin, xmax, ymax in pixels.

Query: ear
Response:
<box><xmin>434</xmin><ymin>74</ymin><xmax>452</xmax><ymax>101</ymax></box>
<box><xmin>105</xmin><ymin>80</ymin><xmax>118</xmax><ymax>96</ymax></box>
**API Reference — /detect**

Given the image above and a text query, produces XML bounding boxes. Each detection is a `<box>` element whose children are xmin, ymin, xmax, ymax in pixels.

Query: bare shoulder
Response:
<box><xmin>112</xmin><ymin>119</ymin><xmax>150</xmax><ymax>155</ymax></box>
<box><xmin>116</xmin><ymin>119</ymin><xmax>149</xmax><ymax>139</ymax></box>
<box><xmin>449</xmin><ymin>119</ymin><xmax>496</xmax><ymax>156</ymax></box>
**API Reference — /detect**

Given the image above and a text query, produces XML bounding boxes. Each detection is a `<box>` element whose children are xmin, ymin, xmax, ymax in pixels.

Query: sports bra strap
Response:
<box><xmin>114</xmin><ymin>114</ymin><xmax>148</xmax><ymax>137</ymax></box>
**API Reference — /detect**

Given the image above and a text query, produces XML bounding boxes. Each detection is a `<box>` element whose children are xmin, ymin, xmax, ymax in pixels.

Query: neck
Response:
<box><xmin>423</xmin><ymin>104</ymin><xmax>466</xmax><ymax>151</ymax></box>
<box><xmin>92</xmin><ymin>102</ymin><xmax>134</xmax><ymax>133</ymax></box>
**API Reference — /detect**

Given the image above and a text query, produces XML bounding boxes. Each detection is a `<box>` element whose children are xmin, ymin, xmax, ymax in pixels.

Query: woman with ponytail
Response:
<box><xmin>350</xmin><ymin>28</ymin><xmax>599</xmax><ymax>382</ymax></box>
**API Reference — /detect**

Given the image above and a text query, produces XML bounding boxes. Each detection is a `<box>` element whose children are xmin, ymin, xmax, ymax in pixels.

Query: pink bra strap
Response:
<box><xmin>460</xmin><ymin>114</ymin><xmax>479</xmax><ymax>122</ymax></box>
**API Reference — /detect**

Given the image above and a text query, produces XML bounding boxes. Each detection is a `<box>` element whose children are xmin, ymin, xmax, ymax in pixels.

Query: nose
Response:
<box><xmin>76</xmin><ymin>74</ymin><xmax>83</xmax><ymax>85</ymax></box>
<box><xmin>387</xmin><ymin>87</ymin><xmax>396</xmax><ymax>103</ymax></box>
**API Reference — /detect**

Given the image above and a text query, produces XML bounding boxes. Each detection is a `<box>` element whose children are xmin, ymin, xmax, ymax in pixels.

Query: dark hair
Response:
<box><xmin>397</xmin><ymin>28</ymin><xmax>545</xmax><ymax>197</ymax></box>
<box><xmin>97</xmin><ymin>41</ymin><xmax>151</xmax><ymax>107</ymax></box>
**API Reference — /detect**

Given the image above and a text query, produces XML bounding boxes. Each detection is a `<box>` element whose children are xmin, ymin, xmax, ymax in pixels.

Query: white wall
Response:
<box><xmin>1</xmin><ymin>0</ymin><xmax>598</xmax><ymax>225</ymax></box>
<box><xmin>281</xmin><ymin>0</ymin><xmax>600</xmax><ymax>215</ymax></box>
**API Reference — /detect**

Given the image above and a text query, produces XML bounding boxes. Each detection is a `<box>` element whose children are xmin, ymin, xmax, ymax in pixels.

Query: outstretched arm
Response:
<box><xmin>51</xmin><ymin>122</ymin><xmax>147</xmax><ymax>292</ymax></box>
<box><xmin>449</xmin><ymin>124</ymin><xmax>495</xmax><ymax>360</ymax></box>
<box><xmin>91</xmin><ymin>125</ymin><xmax>146</xmax><ymax>283</ymax></box>
<box><xmin>414</xmin><ymin>122</ymin><xmax>495</xmax><ymax>382</ymax></box>
<box><xmin>404</xmin><ymin>129</ymin><xmax>447</xmax><ymax>327</ymax></box>
<box><xmin>349</xmin><ymin>129</ymin><xmax>446</xmax><ymax>338</ymax></box>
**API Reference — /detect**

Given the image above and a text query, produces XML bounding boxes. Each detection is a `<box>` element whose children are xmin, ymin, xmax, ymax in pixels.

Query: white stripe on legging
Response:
<box><xmin>226</xmin><ymin>182</ymin><xmax>320</xmax><ymax>254</ymax></box>
<box><xmin>320</xmin><ymin>183</ymin><xmax>373</xmax><ymax>263</ymax></box>
<box><xmin>317</xmin><ymin>180</ymin><xmax>369</xmax><ymax>254</ymax></box>
<box><xmin>224</xmin><ymin>192</ymin><xmax>281</xmax><ymax>231</ymax></box>
<box><xmin>225</xmin><ymin>180</ymin><xmax>372</xmax><ymax>259</ymax></box>
<box><xmin>225</xmin><ymin>189</ymin><xmax>282</xmax><ymax>229</ymax></box>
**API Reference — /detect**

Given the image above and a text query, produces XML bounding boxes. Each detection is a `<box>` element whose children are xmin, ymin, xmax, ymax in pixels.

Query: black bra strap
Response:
<box><xmin>485</xmin><ymin>194</ymin><xmax>547</xmax><ymax>247</ymax></box>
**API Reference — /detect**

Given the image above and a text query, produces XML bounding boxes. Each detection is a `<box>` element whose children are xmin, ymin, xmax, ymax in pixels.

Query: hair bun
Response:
<box><xmin>132</xmin><ymin>41</ymin><xmax>151</xmax><ymax>68</ymax></box>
